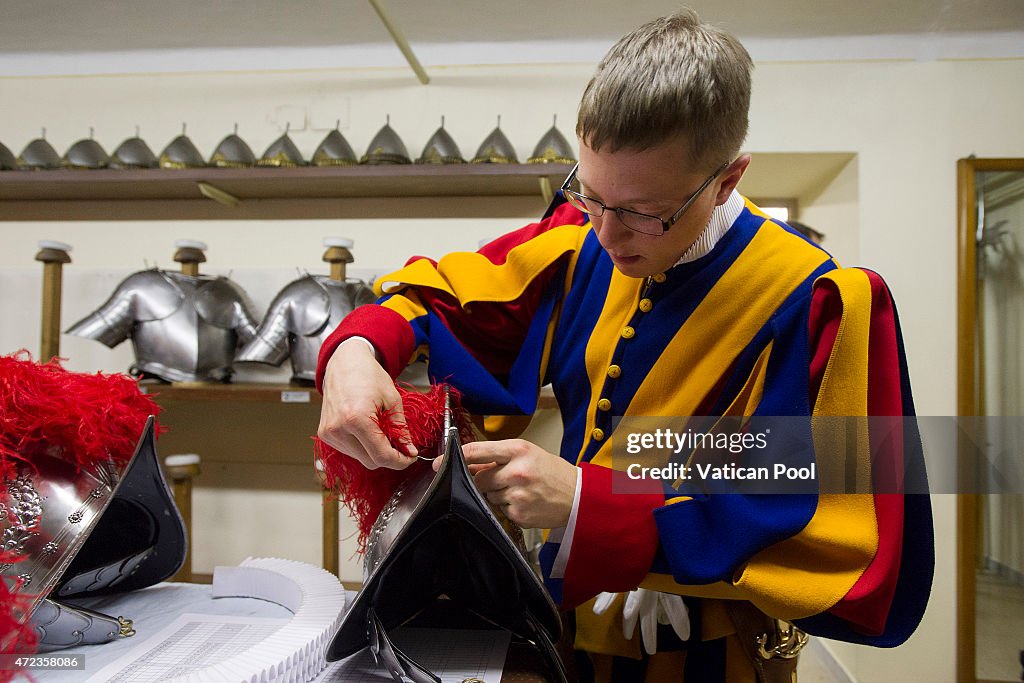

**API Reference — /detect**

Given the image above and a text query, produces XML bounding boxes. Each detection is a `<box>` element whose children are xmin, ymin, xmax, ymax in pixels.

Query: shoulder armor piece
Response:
<box><xmin>124</xmin><ymin>270</ymin><xmax>186</xmax><ymax>322</ymax></box>
<box><xmin>280</xmin><ymin>276</ymin><xmax>332</xmax><ymax>336</ymax></box>
<box><xmin>194</xmin><ymin>276</ymin><xmax>257</xmax><ymax>329</ymax></box>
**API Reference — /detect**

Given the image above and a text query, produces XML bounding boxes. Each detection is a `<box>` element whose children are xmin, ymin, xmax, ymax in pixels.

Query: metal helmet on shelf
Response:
<box><xmin>62</xmin><ymin>128</ymin><xmax>110</xmax><ymax>170</ymax></box>
<box><xmin>209</xmin><ymin>124</ymin><xmax>256</xmax><ymax>168</ymax></box>
<box><xmin>527</xmin><ymin>115</ymin><xmax>576</xmax><ymax>165</ymax></box>
<box><xmin>312</xmin><ymin>123</ymin><xmax>358</xmax><ymax>167</ymax></box>
<box><xmin>416</xmin><ymin>117</ymin><xmax>465</xmax><ymax>164</ymax></box>
<box><xmin>471</xmin><ymin>116</ymin><xmax>518</xmax><ymax>164</ymax></box>
<box><xmin>110</xmin><ymin>128</ymin><xmax>159</xmax><ymax>169</ymax></box>
<box><xmin>258</xmin><ymin>123</ymin><xmax>306</xmax><ymax>167</ymax></box>
<box><xmin>361</xmin><ymin>116</ymin><xmax>411</xmax><ymax>165</ymax></box>
<box><xmin>17</xmin><ymin>130</ymin><xmax>62</xmax><ymax>170</ymax></box>
<box><xmin>0</xmin><ymin>140</ymin><xmax>18</xmax><ymax>170</ymax></box>
<box><xmin>159</xmin><ymin>124</ymin><xmax>207</xmax><ymax>169</ymax></box>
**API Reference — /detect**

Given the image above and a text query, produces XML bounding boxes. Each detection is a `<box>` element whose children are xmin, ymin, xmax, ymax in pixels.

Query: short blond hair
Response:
<box><xmin>576</xmin><ymin>7</ymin><xmax>753</xmax><ymax>169</ymax></box>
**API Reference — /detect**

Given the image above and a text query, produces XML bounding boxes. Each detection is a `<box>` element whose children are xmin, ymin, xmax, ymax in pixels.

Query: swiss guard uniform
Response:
<box><xmin>315</xmin><ymin>192</ymin><xmax>933</xmax><ymax>681</ymax></box>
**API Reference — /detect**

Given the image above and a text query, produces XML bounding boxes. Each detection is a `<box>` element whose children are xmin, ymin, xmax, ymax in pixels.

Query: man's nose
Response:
<box><xmin>595</xmin><ymin>211</ymin><xmax>632</xmax><ymax>244</ymax></box>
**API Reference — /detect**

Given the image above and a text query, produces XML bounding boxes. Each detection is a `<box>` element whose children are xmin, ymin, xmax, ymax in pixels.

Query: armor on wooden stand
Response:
<box><xmin>236</xmin><ymin>275</ymin><xmax>375</xmax><ymax>383</ymax></box>
<box><xmin>66</xmin><ymin>241</ymin><xmax>258</xmax><ymax>383</ymax></box>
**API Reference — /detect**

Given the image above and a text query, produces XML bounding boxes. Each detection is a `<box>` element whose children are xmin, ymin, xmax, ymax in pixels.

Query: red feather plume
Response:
<box><xmin>0</xmin><ymin>351</ymin><xmax>161</xmax><ymax>678</ymax></box>
<box><xmin>314</xmin><ymin>383</ymin><xmax>475</xmax><ymax>552</ymax></box>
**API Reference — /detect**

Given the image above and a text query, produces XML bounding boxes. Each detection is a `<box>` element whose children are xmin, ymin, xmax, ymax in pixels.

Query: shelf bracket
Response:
<box><xmin>367</xmin><ymin>0</ymin><xmax>430</xmax><ymax>85</ymax></box>
<box><xmin>197</xmin><ymin>181</ymin><xmax>241</xmax><ymax>208</ymax></box>
<box><xmin>539</xmin><ymin>177</ymin><xmax>554</xmax><ymax>205</ymax></box>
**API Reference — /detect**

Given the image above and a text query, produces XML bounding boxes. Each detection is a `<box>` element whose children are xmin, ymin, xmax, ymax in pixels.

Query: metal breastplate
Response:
<box><xmin>66</xmin><ymin>270</ymin><xmax>258</xmax><ymax>383</ymax></box>
<box><xmin>236</xmin><ymin>275</ymin><xmax>375</xmax><ymax>382</ymax></box>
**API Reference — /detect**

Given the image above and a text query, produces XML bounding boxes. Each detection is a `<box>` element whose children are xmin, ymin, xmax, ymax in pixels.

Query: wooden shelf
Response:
<box><xmin>0</xmin><ymin>163</ymin><xmax>572</xmax><ymax>220</ymax></box>
<box><xmin>140</xmin><ymin>382</ymin><xmax>323</xmax><ymax>404</ymax></box>
<box><xmin>140</xmin><ymin>381</ymin><xmax>559</xmax><ymax>410</ymax></box>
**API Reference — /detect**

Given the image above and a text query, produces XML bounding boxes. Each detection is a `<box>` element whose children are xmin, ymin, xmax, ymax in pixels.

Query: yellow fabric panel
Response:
<box><xmin>580</xmin><ymin>269</ymin><xmax>647</xmax><ymax>465</ymax></box>
<box><xmin>635</xmin><ymin>268</ymin><xmax>881</xmax><ymax>621</ymax></box>
<box><xmin>380</xmin><ymin>288</ymin><xmax>428</xmax><ymax>322</ymax></box>
<box><xmin>374</xmin><ymin>223</ymin><xmax>584</xmax><ymax>303</ymax></box>
<box><xmin>575</xmin><ymin>595</ymin><xmax>642</xmax><ymax>659</ymax></box>
<box><xmin>589</xmin><ymin>222</ymin><xmax>828</xmax><ymax>468</ymax></box>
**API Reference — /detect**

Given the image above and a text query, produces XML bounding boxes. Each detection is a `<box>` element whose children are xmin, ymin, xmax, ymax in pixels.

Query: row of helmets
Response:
<box><xmin>61</xmin><ymin>238</ymin><xmax>376</xmax><ymax>385</ymax></box>
<box><xmin>1</xmin><ymin>116</ymin><xmax>576</xmax><ymax>170</ymax></box>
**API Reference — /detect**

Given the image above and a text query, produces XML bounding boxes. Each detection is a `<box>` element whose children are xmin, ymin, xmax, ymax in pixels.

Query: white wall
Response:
<box><xmin>3</xmin><ymin>53</ymin><xmax>1024</xmax><ymax>682</ymax></box>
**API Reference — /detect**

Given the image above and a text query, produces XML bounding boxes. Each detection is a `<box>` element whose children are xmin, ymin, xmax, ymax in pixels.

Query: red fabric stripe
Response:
<box><xmin>817</xmin><ymin>271</ymin><xmax>906</xmax><ymax>634</ymax></box>
<box><xmin>477</xmin><ymin>202</ymin><xmax>587</xmax><ymax>266</ymax></box>
<box><xmin>315</xmin><ymin>304</ymin><xmax>416</xmax><ymax>390</ymax></box>
<box><xmin>560</xmin><ymin>463</ymin><xmax>664</xmax><ymax>609</ymax></box>
<box><xmin>415</xmin><ymin>205</ymin><xmax>586</xmax><ymax>375</ymax></box>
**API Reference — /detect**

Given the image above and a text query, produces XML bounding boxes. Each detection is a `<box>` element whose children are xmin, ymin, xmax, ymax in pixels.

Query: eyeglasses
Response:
<box><xmin>559</xmin><ymin>160</ymin><xmax>730</xmax><ymax>236</ymax></box>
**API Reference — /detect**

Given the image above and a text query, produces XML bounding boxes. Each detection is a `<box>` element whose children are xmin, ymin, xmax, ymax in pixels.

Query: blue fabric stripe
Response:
<box><xmin>576</xmin><ymin>208</ymin><xmax>766</xmax><ymax>465</ymax></box>
<box><xmin>549</xmin><ymin>231</ymin><xmax>614</xmax><ymax>463</ymax></box>
<box><xmin>538</xmin><ymin>541</ymin><xmax>564</xmax><ymax>605</ymax></box>
<box><xmin>422</xmin><ymin>272</ymin><xmax>564</xmax><ymax>415</ymax></box>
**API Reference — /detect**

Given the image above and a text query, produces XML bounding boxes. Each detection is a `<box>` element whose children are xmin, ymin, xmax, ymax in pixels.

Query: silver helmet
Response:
<box><xmin>416</xmin><ymin>117</ymin><xmax>465</xmax><ymax>164</ymax></box>
<box><xmin>0</xmin><ymin>355</ymin><xmax>185</xmax><ymax>655</ymax></box>
<box><xmin>62</xmin><ymin>129</ymin><xmax>110</xmax><ymax>170</ymax></box>
<box><xmin>159</xmin><ymin>125</ymin><xmax>206</xmax><ymax>169</ymax></box>
<box><xmin>17</xmin><ymin>131</ymin><xmax>62</xmax><ymax>170</ymax></box>
<box><xmin>110</xmin><ymin>130</ymin><xmax>159</xmax><ymax>169</ymax></box>
<box><xmin>210</xmin><ymin>125</ymin><xmax>256</xmax><ymax>168</ymax></box>
<box><xmin>258</xmin><ymin>124</ymin><xmax>305</xmax><ymax>167</ymax></box>
<box><xmin>312</xmin><ymin>125</ymin><xmax>358</xmax><ymax>167</ymax></box>
<box><xmin>361</xmin><ymin>117</ymin><xmax>411</xmax><ymax>165</ymax></box>
<box><xmin>0</xmin><ymin>141</ymin><xmax>16</xmax><ymax>170</ymax></box>
<box><xmin>472</xmin><ymin>117</ymin><xmax>518</xmax><ymax>164</ymax></box>
<box><xmin>528</xmin><ymin>116</ymin><xmax>576</xmax><ymax>165</ymax></box>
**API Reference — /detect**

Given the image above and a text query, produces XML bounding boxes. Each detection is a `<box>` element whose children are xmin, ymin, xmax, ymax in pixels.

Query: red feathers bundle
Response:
<box><xmin>0</xmin><ymin>351</ymin><xmax>160</xmax><ymax>676</ymax></box>
<box><xmin>314</xmin><ymin>383</ymin><xmax>475</xmax><ymax>552</ymax></box>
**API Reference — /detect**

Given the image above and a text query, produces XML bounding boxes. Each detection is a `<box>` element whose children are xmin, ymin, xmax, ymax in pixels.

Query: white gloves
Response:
<box><xmin>593</xmin><ymin>588</ymin><xmax>691</xmax><ymax>655</ymax></box>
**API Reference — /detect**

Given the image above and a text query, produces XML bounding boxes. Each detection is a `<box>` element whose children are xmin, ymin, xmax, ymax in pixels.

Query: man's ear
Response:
<box><xmin>714</xmin><ymin>154</ymin><xmax>751</xmax><ymax>205</ymax></box>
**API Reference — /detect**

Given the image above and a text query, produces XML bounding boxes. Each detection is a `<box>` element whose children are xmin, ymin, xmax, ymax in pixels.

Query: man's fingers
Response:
<box><xmin>462</xmin><ymin>441</ymin><xmax>513</xmax><ymax>465</ymax></box>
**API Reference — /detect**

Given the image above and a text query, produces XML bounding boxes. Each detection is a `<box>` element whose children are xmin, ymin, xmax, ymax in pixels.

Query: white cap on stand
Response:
<box><xmin>323</xmin><ymin>237</ymin><xmax>354</xmax><ymax>249</ymax></box>
<box><xmin>174</xmin><ymin>239</ymin><xmax>208</xmax><ymax>251</ymax></box>
<box><xmin>38</xmin><ymin>240</ymin><xmax>72</xmax><ymax>252</ymax></box>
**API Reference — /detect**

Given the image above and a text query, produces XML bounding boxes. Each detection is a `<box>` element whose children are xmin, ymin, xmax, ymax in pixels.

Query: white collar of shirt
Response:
<box><xmin>674</xmin><ymin>190</ymin><xmax>744</xmax><ymax>266</ymax></box>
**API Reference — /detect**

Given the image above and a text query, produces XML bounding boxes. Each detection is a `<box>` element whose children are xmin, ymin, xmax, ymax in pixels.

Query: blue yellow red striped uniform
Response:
<box><xmin>316</xmin><ymin>196</ymin><xmax>933</xmax><ymax>673</ymax></box>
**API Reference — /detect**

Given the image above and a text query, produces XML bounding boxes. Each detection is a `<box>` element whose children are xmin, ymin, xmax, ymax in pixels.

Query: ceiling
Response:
<box><xmin>2</xmin><ymin>0</ymin><xmax>1023</xmax><ymax>55</ymax></box>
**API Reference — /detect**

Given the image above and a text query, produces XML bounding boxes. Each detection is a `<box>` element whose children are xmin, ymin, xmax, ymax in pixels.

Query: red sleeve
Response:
<box><xmin>315</xmin><ymin>305</ymin><xmax>416</xmax><ymax>390</ymax></box>
<box><xmin>809</xmin><ymin>270</ymin><xmax>905</xmax><ymax>635</ymax></box>
<box><xmin>560</xmin><ymin>464</ymin><xmax>664</xmax><ymax>609</ymax></box>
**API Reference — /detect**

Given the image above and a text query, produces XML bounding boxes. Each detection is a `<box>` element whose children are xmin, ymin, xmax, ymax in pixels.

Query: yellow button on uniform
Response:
<box><xmin>591</xmin><ymin>428</ymin><xmax>605</xmax><ymax>441</ymax></box>
<box><xmin>621</xmin><ymin>326</ymin><xmax>635</xmax><ymax>339</ymax></box>
<box><xmin>639</xmin><ymin>298</ymin><xmax>653</xmax><ymax>313</ymax></box>
<box><xmin>597</xmin><ymin>398</ymin><xmax>612</xmax><ymax>412</ymax></box>
<box><xmin>607</xmin><ymin>365</ymin><xmax>622</xmax><ymax>379</ymax></box>
<box><xmin>652</xmin><ymin>273</ymin><xmax>667</xmax><ymax>283</ymax></box>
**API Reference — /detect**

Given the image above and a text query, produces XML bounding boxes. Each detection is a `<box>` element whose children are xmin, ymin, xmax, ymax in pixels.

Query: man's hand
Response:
<box><xmin>444</xmin><ymin>438</ymin><xmax>577</xmax><ymax>529</ymax></box>
<box><xmin>317</xmin><ymin>338</ymin><xmax>418</xmax><ymax>470</ymax></box>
